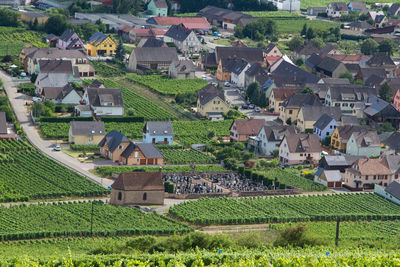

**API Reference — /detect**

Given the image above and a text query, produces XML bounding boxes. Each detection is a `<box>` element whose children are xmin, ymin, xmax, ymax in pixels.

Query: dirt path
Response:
<box><xmin>199</xmin><ymin>224</ymin><xmax>272</xmax><ymax>234</ymax></box>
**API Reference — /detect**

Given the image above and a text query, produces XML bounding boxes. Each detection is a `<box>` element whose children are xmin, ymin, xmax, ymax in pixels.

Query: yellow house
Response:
<box><xmin>87</xmin><ymin>32</ymin><xmax>118</xmax><ymax>57</ymax></box>
<box><xmin>330</xmin><ymin>125</ymin><xmax>366</xmax><ymax>152</ymax></box>
<box><xmin>197</xmin><ymin>84</ymin><xmax>230</xmax><ymax>120</ymax></box>
<box><xmin>69</xmin><ymin>121</ymin><xmax>106</xmax><ymax>145</ymax></box>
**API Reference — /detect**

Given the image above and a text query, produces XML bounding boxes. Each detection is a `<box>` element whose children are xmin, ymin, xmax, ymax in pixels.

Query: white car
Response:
<box><xmin>224</xmin><ymin>82</ymin><xmax>230</xmax><ymax>87</ymax></box>
<box><xmin>201</xmin><ymin>74</ymin><xmax>207</xmax><ymax>80</ymax></box>
<box><xmin>32</xmin><ymin>97</ymin><xmax>41</xmax><ymax>102</ymax></box>
<box><xmin>53</xmin><ymin>145</ymin><xmax>61</xmax><ymax>151</ymax></box>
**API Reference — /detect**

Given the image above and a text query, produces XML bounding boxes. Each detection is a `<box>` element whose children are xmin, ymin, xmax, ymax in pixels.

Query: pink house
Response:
<box><xmin>394</xmin><ymin>89</ymin><xmax>400</xmax><ymax>112</ymax></box>
<box><xmin>56</xmin><ymin>29</ymin><xmax>85</xmax><ymax>51</ymax></box>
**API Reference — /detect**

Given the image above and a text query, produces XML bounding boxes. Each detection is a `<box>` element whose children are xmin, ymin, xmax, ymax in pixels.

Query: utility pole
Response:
<box><xmin>335</xmin><ymin>216</ymin><xmax>340</xmax><ymax>246</ymax></box>
<box><xmin>90</xmin><ymin>201</ymin><xmax>94</xmax><ymax>236</ymax></box>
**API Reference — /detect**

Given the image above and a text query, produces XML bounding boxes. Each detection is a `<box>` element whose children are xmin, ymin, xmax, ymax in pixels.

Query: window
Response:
<box><xmin>289</xmin><ymin>110</ymin><xmax>293</xmax><ymax>114</ymax></box>
<box><xmin>104</xmin><ymin>44</ymin><xmax>107</xmax><ymax>47</ymax></box>
<box><xmin>117</xmin><ymin>192</ymin><xmax>122</xmax><ymax>200</ymax></box>
<box><xmin>118</xmin><ymin>145</ymin><xmax>123</xmax><ymax>149</ymax></box>
<box><xmin>109</xmin><ymin>44</ymin><xmax>112</xmax><ymax>47</ymax></box>
<box><xmin>143</xmin><ymin>193</ymin><xmax>147</xmax><ymax>201</ymax></box>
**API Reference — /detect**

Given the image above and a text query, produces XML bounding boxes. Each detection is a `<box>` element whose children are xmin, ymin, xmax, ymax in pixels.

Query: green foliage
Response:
<box><xmin>339</xmin><ymin>72</ymin><xmax>353</xmax><ymax>83</ymax></box>
<box><xmin>0</xmin><ymin>139</ymin><xmax>107</xmax><ymax>200</ymax></box>
<box><xmin>170</xmin><ymin>193</ymin><xmax>400</xmax><ymax>225</ymax></box>
<box><xmin>379</xmin><ymin>82</ymin><xmax>393</xmax><ymax>102</ymax></box>
<box><xmin>274</xmin><ymin>224</ymin><xmax>325</xmax><ymax>247</ymax></box>
<box><xmin>295</xmin><ymin>58</ymin><xmax>304</xmax><ymax>66</ymax></box>
<box><xmin>378</xmin><ymin>39</ymin><xmax>397</xmax><ymax>55</ymax></box>
<box><xmin>322</xmin><ymin>135</ymin><xmax>331</xmax><ymax>147</ymax></box>
<box><xmin>361</xmin><ymin>39</ymin><xmax>378</xmax><ymax>55</ymax></box>
<box><xmin>300</xmin><ymin>87</ymin><xmax>314</xmax><ymax>95</ymax></box>
<box><xmin>175</xmin><ymin>91</ymin><xmax>197</xmax><ymax>106</ymax></box>
<box><xmin>288</xmin><ymin>35</ymin><xmax>304</xmax><ymax>51</ymax></box>
<box><xmin>310</xmin><ymin>37</ymin><xmax>325</xmax><ymax>49</ymax></box>
<box><xmin>70</xmin><ymin>144</ymin><xmax>99</xmax><ymax>151</ymax></box>
<box><xmin>381</xmin><ymin>122</ymin><xmax>394</xmax><ymax>133</ymax></box>
<box><xmin>44</xmin><ymin>15</ymin><xmax>68</xmax><ymax>35</ymax></box>
<box><xmin>91</xmin><ymin>61</ymin><xmax>126</xmax><ymax>77</ymax></box>
<box><xmin>159</xmin><ymin>148</ymin><xmax>215</xmax><ymax>164</ymax></box>
<box><xmin>246</xmin><ymin>82</ymin><xmax>267</xmax><ymax>108</ymax></box>
<box><xmin>286</xmin><ymin>117</ymin><xmax>292</xmax><ymax>125</ymax></box>
<box><xmin>0</xmin><ymin>9</ymin><xmax>21</xmax><ymax>27</ymax></box>
<box><xmin>0</xmin><ymin>27</ymin><xmax>48</xmax><ymax>57</ymax></box>
<box><xmin>126</xmin><ymin>74</ymin><xmax>208</xmax><ymax>96</ymax></box>
<box><xmin>241</xmin><ymin>18</ymin><xmax>277</xmax><ymax>41</ymax></box>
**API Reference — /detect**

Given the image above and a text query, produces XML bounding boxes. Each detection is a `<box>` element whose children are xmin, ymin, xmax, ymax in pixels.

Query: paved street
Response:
<box><xmin>0</xmin><ymin>70</ymin><xmax>113</xmax><ymax>188</ymax></box>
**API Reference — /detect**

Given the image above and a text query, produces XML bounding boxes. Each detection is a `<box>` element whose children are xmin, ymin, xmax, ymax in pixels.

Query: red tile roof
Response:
<box><xmin>151</xmin><ymin>28</ymin><xmax>169</xmax><ymax>35</ymax></box>
<box><xmin>119</xmin><ymin>25</ymin><xmax>133</xmax><ymax>33</ymax></box>
<box><xmin>133</xmin><ymin>28</ymin><xmax>154</xmax><ymax>37</ymax></box>
<box><xmin>327</xmin><ymin>54</ymin><xmax>370</xmax><ymax>62</ymax></box>
<box><xmin>96</xmin><ymin>0</ymin><xmax>113</xmax><ymax>6</ymax></box>
<box><xmin>265</xmin><ymin>56</ymin><xmax>280</xmax><ymax>66</ymax></box>
<box><xmin>151</xmin><ymin>17</ymin><xmax>211</xmax><ymax>29</ymax></box>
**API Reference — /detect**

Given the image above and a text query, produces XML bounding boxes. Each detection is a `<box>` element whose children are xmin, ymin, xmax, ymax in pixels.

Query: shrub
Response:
<box><xmin>274</xmin><ymin>224</ymin><xmax>325</xmax><ymax>248</ymax></box>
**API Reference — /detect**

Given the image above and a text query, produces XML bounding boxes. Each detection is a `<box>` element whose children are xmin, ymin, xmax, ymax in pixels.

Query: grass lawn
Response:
<box><xmin>275</xmin><ymin>19</ymin><xmax>338</xmax><ymax>34</ymax></box>
<box><xmin>213</xmin><ymin>39</ymin><xmax>231</xmax><ymax>46</ymax></box>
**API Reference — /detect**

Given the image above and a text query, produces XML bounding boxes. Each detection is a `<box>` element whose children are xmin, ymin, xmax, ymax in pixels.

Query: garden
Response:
<box><xmin>169</xmin><ymin>193</ymin><xmax>400</xmax><ymax>225</ymax></box>
<box><xmin>126</xmin><ymin>74</ymin><xmax>208</xmax><ymax>96</ymax></box>
<box><xmin>0</xmin><ymin>139</ymin><xmax>107</xmax><ymax>201</ymax></box>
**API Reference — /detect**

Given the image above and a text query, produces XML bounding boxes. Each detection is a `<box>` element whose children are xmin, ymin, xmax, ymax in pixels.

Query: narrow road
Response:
<box><xmin>0</xmin><ymin>70</ymin><xmax>112</xmax><ymax>188</ymax></box>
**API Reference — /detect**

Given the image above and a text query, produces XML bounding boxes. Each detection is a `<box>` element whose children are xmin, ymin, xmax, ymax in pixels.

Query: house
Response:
<box><xmin>327</xmin><ymin>2</ymin><xmax>348</xmax><ymax>18</ymax></box>
<box><xmin>127</xmin><ymin>47</ymin><xmax>178</xmax><ymax>72</ymax></box>
<box><xmin>375</xmin><ymin>180</ymin><xmax>400</xmax><ymax>205</ymax></box>
<box><xmin>344</xmin><ymin>155</ymin><xmax>400</xmax><ymax>189</ymax></box>
<box><xmin>269</xmin><ymin>88</ymin><xmax>297</xmax><ymax>112</ymax></box>
<box><xmin>262</xmin><ymin>0</ymin><xmax>300</xmax><ymax>11</ymax></box>
<box><xmin>120</xmin><ymin>143</ymin><xmax>164</xmax><ymax>165</ymax></box>
<box><xmin>168</xmin><ymin>60</ymin><xmax>195</xmax><ymax>79</ymax></box>
<box><xmin>388</xmin><ymin>3</ymin><xmax>400</xmax><ymax>16</ymax></box>
<box><xmin>263</xmin><ymin>44</ymin><xmax>282</xmax><ymax>58</ymax></box>
<box><xmin>222</xmin><ymin>12</ymin><xmax>253</xmax><ymax>31</ymax></box>
<box><xmin>99</xmin><ymin>130</ymin><xmax>130</xmax><ymax>162</ymax></box>
<box><xmin>230</xmin><ymin>59</ymin><xmax>250</xmax><ymax>88</ymax></box>
<box><xmin>314</xmin><ymin>168</ymin><xmax>342</xmax><ymax>188</ymax></box>
<box><xmin>363</xmin><ymin>95</ymin><xmax>400</xmax><ymax>130</ymax></box>
<box><xmin>147</xmin><ymin>0</ymin><xmax>168</xmax><ymax>17</ymax></box>
<box><xmin>118</xmin><ymin>25</ymin><xmax>133</xmax><ymax>43</ymax></box>
<box><xmin>307</xmin><ymin>7</ymin><xmax>326</xmax><ymax>16</ymax></box>
<box><xmin>297</xmin><ymin>106</ymin><xmax>341</xmax><ymax>132</ymax></box>
<box><xmin>24</xmin><ymin>48</ymin><xmax>93</xmax><ymax>77</ymax></box>
<box><xmin>271</xmin><ymin>61</ymin><xmax>320</xmax><ymax>88</ymax></box>
<box><xmin>215</xmin><ymin>47</ymin><xmax>264</xmax><ymax>64</ymax></box>
<box><xmin>74</xmin><ymin>105</ymin><xmax>92</xmax><ymax>117</ymax></box>
<box><xmin>69</xmin><ymin>121</ymin><xmax>105</xmax><ymax>145</ymax></box>
<box><xmin>330</xmin><ymin>125</ymin><xmax>368</xmax><ymax>152</ymax></box>
<box><xmin>319</xmin><ymin>44</ymin><xmax>342</xmax><ymax>56</ymax></box>
<box><xmin>82</xmin><ymin>87</ymin><xmax>124</xmax><ymax>116</ymax></box>
<box><xmin>293</xmin><ymin>43</ymin><xmax>320</xmax><ymax>60</ymax></box>
<box><xmin>35</xmin><ymin>59</ymin><xmax>76</xmax><ymax>75</ymax></box>
<box><xmin>42</xmin><ymin>83</ymin><xmax>82</xmax><ymax>104</ymax></box>
<box><xmin>366</xmin><ymin>52</ymin><xmax>396</xmax><ymax>78</ymax></box>
<box><xmin>197</xmin><ymin>84</ymin><xmax>230</xmax><ymax>120</ymax></box>
<box><xmin>319</xmin><ymin>154</ymin><xmax>364</xmax><ymax>172</ymax></box>
<box><xmin>87</xmin><ymin>32</ymin><xmax>118</xmax><ymax>57</ymax></box>
<box><xmin>383</xmin><ymin>132</ymin><xmax>400</xmax><ymax>153</ymax></box>
<box><xmin>147</xmin><ymin>17</ymin><xmax>211</xmax><ymax>31</ymax></box>
<box><xmin>110</xmin><ymin>172</ymin><xmax>164</xmax><ymax>206</ymax></box>
<box><xmin>138</xmin><ymin>38</ymin><xmax>167</xmax><ymax>48</ymax></box>
<box><xmin>346</xmin><ymin>130</ymin><xmax>381</xmax><ymax>157</ymax></box>
<box><xmin>315</xmin><ymin>56</ymin><xmax>348</xmax><ymax>78</ymax></box>
<box><xmin>305</xmin><ymin>53</ymin><xmax>323</xmax><ymax>73</ymax></box>
<box><xmin>56</xmin><ymin>29</ymin><xmax>84</xmax><ymax>51</ymax></box>
<box><xmin>35</xmin><ymin>71</ymin><xmax>78</xmax><ymax>96</ymax></box>
<box><xmin>313</xmin><ymin>113</ymin><xmax>339</xmax><ymax>141</ymax></box>
<box><xmin>279</xmin><ymin>134</ymin><xmax>322</xmax><ymax>165</ymax></box>
<box><xmin>324</xmin><ymin>85</ymin><xmax>377</xmax><ymax>114</ymax></box>
<box><xmin>20</xmin><ymin>12</ymin><xmax>49</xmax><ymax>24</ymax></box>
<box><xmin>374</xmin><ymin>14</ymin><xmax>388</xmax><ymax>28</ymax></box>
<box><xmin>231</xmin><ymin>40</ymin><xmax>246</xmax><ymax>47</ymax></box>
<box><xmin>357</xmin><ymin>67</ymin><xmax>386</xmax><ymax>82</ymax></box>
<box><xmin>198</xmin><ymin>52</ymin><xmax>218</xmax><ymax>70</ymax></box>
<box><xmin>198</xmin><ymin>6</ymin><xmax>240</xmax><ymax>27</ymax></box>
<box><xmin>129</xmin><ymin>28</ymin><xmax>155</xmax><ymax>43</ymax></box>
<box><xmin>216</xmin><ymin>58</ymin><xmax>236</xmax><ymax>82</ymax></box>
<box><xmin>347</xmin><ymin>1</ymin><xmax>367</xmax><ymax>13</ymax></box>
<box><xmin>254</xmin><ymin>125</ymin><xmax>296</xmax><ymax>156</ymax></box>
<box><xmin>279</xmin><ymin>93</ymin><xmax>322</xmax><ymax>125</ymax></box>
<box><xmin>45</xmin><ymin>34</ymin><xmax>58</xmax><ymax>47</ymax></box>
<box><xmin>393</xmin><ymin>89</ymin><xmax>400</xmax><ymax>111</ymax></box>
<box><xmin>143</xmin><ymin>121</ymin><xmax>173</xmax><ymax>145</ymax></box>
<box><xmin>164</xmin><ymin>24</ymin><xmax>200</xmax><ymax>54</ymax></box>
<box><xmin>230</xmin><ymin>119</ymin><xmax>265</xmax><ymax>142</ymax></box>
<box><xmin>269</xmin><ymin>54</ymin><xmax>294</xmax><ymax>72</ymax></box>
<box><xmin>0</xmin><ymin>112</ymin><xmax>7</xmax><ymax>135</ymax></box>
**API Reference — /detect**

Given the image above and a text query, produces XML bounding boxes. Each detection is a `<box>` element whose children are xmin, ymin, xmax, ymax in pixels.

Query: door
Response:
<box><xmin>140</xmin><ymin>159</ymin><xmax>146</xmax><ymax>165</ymax></box>
<box><xmin>148</xmin><ymin>158</ymin><xmax>154</xmax><ymax>165</ymax></box>
<box><xmin>327</xmin><ymin>182</ymin><xmax>334</xmax><ymax>187</ymax></box>
<box><xmin>164</xmin><ymin>138</ymin><xmax>168</xmax><ymax>144</ymax></box>
<box><xmin>335</xmin><ymin>182</ymin><xmax>342</xmax><ymax>188</ymax></box>
<box><xmin>150</xmin><ymin>64</ymin><xmax>157</xmax><ymax>69</ymax></box>
<box><xmin>152</xmin><ymin>138</ymin><xmax>156</xmax><ymax>144</ymax></box>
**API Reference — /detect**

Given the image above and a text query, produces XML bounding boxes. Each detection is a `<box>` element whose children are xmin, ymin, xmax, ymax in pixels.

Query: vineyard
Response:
<box><xmin>0</xmin><ymin>139</ymin><xmax>107</xmax><ymax>201</ymax></box>
<box><xmin>254</xmin><ymin>168</ymin><xmax>326</xmax><ymax>191</ymax></box>
<box><xmin>159</xmin><ymin>147</ymin><xmax>215</xmax><ymax>164</ymax></box>
<box><xmin>103</xmin><ymin>79</ymin><xmax>177</xmax><ymax>120</ymax></box>
<box><xmin>91</xmin><ymin>61</ymin><xmax>126</xmax><ymax>77</ymax></box>
<box><xmin>169</xmin><ymin>193</ymin><xmax>400</xmax><ymax>225</ymax></box>
<box><xmin>40</xmin><ymin>120</ymin><xmax>232</xmax><ymax>146</ymax></box>
<box><xmin>94</xmin><ymin>164</ymin><xmax>226</xmax><ymax>177</ymax></box>
<box><xmin>0</xmin><ymin>27</ymin><xmax>47</xmax><ymax>57</ymax></box>
<box><xmin>0</xmin><ymin>201</ymin><xmax>191</xmax><ymax>240</ymax></box>
<box><xmin>126</xmin><ymin>74</ymin><xmax>208</xmax><ymax>96</ymax></box>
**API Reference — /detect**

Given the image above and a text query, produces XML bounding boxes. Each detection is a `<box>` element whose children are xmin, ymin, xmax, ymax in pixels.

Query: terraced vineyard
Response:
<box><xmin>0</xmin><ymin>139</ymin><xmax>107</xmax><ymax>201</ymax></box>
<box><xmin>0</xmin><ymin>201</ymin><xmax>191</xmax><ymax>240</ymax></box>
<box><xmin>126</xmin><ymin>74</ymin><xmax>208</xmax><ymax>96</ymax></box>
<box><xmin>0</xmin><ymin>27</ymin><xmax>47</xmax><ymax>57</ymax></box>
<box><xmin>159</xmin><ymin>147</ymin><xmax>215</xmax><ymax>164</ymax></box>
<box><xmin>169</xmin><ymin>193</ymin><xmax>400</xmax><ymax>225</ymax></box>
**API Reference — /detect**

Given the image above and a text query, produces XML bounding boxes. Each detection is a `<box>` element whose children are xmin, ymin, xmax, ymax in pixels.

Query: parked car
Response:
<box><xmin>224</xmin><ymin>82</ymin><xmax>230</xmax><ymax>87</ymax></box>
<box><xmin>254</xmin><ymin>107</ymin><xmax>260</xmax><ymax>113</ymax></box>
<box><xmin>53</xmin><ymin>144</ymin><xmax>61</xmax><ymax>151</ymax></box>
<box><xmin>32</xmin><ymin>97</ymin><xmax>41</xmax><ymax>102</ymax></box>
<box><xmin>249</xmin><ymin>104</ymin><xmax>255</xmax><ymax>109</ymax></box>
<box><xmin>242</xmin><ymin>104</ymin><xmax>248</xmax><ymax>109</ymax></box>
<box><xmin>201</xmin><ymin>74</ymin><xmax>207</xmax><ymax>80</ymax></box>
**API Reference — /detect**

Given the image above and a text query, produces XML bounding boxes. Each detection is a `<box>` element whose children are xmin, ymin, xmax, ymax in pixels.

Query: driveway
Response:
<box><xmin>0</xmin><ymin>70</ymin><xmax>113</xmax><ymax>188</ymax></box>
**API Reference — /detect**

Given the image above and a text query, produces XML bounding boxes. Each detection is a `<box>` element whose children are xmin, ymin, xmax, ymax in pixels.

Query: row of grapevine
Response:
<box><xmin>159</xmin><ymin>148</ymin><xmax>215</xmax><ymax>164</ymax></box>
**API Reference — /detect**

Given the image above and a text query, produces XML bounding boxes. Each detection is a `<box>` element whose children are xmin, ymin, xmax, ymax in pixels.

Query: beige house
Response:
<box><xmin>110</xmin><ymin>172</ymin><xmax>164</xmax><ymax>205</ymax></box>
<box><xmin>230</xmin><ymin>118</ymin><xmax>265</xmax><ymax>142</ymax></box>
<box><xmin>169</xmin><ymin>60</ymin><xmax>196</xmax><ymax>79</ymax></box>
<box><xmin>69</xmin><ymin>121</ymin><xmax>105</xmax><ymax>145</ymax></box>
<box><xmin>269</xmin><ymin>88</ymin><xmax>297</xmax><ymax>112</ymax></box>
<box><xmin>296</xmin><ymin>106</ymin><xmax>341</xmax><ymax>133</ymax></box>
<box><xmin>279</xmin><ymin>134</ymin><xmax>322</xmax><ymax>165</ymax></box>
<box><xmin>279</xmin><ymin>93</ymin><xmax>322</xmax><ymax>125</ymax></box>
<box><xmin>127</xmin><ymin>47</ymin><xmax>178</xmax><ymax>72</ymax></box>
<box><xmin>197</xmin><ymin>84</ymin><xmax>230</xmax><ymax>120</ymax></box>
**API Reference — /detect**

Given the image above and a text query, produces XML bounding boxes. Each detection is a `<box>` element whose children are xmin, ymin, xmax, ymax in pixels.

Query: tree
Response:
<box><xmin>295</xmin><ymin>58</ymin><xmax>304</xmax><ymax>66</ymax></box>
<box><xmin>310</xmin><ymin>37</ymin><xmax>325</xmax><ymax>49</ymax></box>
<box><xmin>300</xmin><ymin>87</ymin><xmax>314</xmax><ymax>94</ymax></box>
<box><xmin>44</xmin><ymin>15</ymin><xmax>68</xmax><ymax>35</ymax></box>
<box><xmin>378</xmin><ymin>39</ymin><xmax>397</xmax><ymax>55</ymax></box>
<box><xmin>79</xmin><ymin>23</ymin><xmax>99</xmax><ymax>41</ymax></box>
<box><xmin>381</xmin><ymin>122</ymin><xmax>394</xmax><ymax>133</ymax></box>
<box><xmin>361</xmin><ymin>39</ymin><xmax>378</xmax><ymax>55</ymax></box>
<box><xmin>306</xmin><ymin>27</ymin><xmax>314</xmax><ymax>40</ymax></box>
<box><xmin>301</xmin><ymin>24</ymin><xmax>307</xmax><ymax>37</ymax></box>
<box><xmin>2</xmin><ymin>55</ymin><xmax>12</xmax><ymax>62</ymax></box>
<box><xmin>379</xmin><ymin>82</ymin><xmax>393</xmax><ymax>102</ymax></box>
<box><xmin>339</xmin><ymin>72</ymin><xmax>353</xmax><ymax>83</ymax></box>
<box><xmin>286</xmin><ymin>118</ymin><xmax>292</xmax><ymax>125</ymax></box>
<box><xmin>322</xmin><ymin>135</ymin><xmax>331</xmax><ymax>147</ymax></box>
<box><xmin>32</xmin><ymin>18</ymin><xmax>39</xmax><ymax>31</ymax></box>
<box><xmin>0</xmin><ymin>9</ymin><xmax>21</xmax><ymax>27</ymax></box>
<box><xmin>288</xmin><ymin>35</ymin><xmax>304</xmax><ymax>51</ymax></box>
<box><xmin>115</xmin><ymin>40</ymin><xmax>126</xmax><ymax>61</ymax></box>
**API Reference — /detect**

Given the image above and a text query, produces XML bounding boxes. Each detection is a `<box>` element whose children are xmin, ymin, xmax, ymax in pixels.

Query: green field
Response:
<box><xmin>126</xmin><ymin>74</ymin><xmax>208</xmax><ymax>96</ymax></box>
<box><xmin>159</xmin><ymin>147</ymin><xmax>215</xmax><ymax>164</ymax></box>
<box><xmin>0</xmin><ymin>139</ymin><xmax>107</xmax><ymax>201</ymax></box>
<box><xmin>91</xmin><ymin>61</ymin><xmax>126</xmax><ymax>77</ymax></box>
<box><xmin>169</xmin><ymin>193</ymin><xmax>400</xmax><ymax>225</ymax></box>
<box><xmin>0</xmin><ymin>201</ymin><xmax>191</xmax><ymax>240</ymax></box>
<box><xmin>0</xmin><ymin>27</ymin><xmax>47</xmax><ymax>57</ymax></box>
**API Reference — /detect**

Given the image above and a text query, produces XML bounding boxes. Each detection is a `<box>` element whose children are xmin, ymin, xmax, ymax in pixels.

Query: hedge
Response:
<box><xmin>40</xmin><ymin>117</ymin><xmax>94</xmax><ymax>122</ymax></box>
<box><xmin>100</xmin><ymin>116</ymin><xmax>145</xmax><ymax>122</ymax></box>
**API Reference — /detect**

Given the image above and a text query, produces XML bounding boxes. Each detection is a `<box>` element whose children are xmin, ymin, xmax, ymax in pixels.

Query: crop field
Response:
<box><xmin>169</xmin><ymin>193</ymin><xmax>400</xmax><ymax>225</ymax></box>
<box><xmin>159</xmin><ymin>147</ymin><xmax>215</xmax><ymax>164</ymax></box>
<box><xmin>103</xmin><ymin>79</ymin><xmax>178</xmax><ymax>120</ymax></box>
<box><xmin>126</xmin><ymin>74</ymin><xmax>208</xmax><ymax>96</ymax></box>
<box><xmin>94</xmin><ymin>164</ymin><xmax>226</xmax><ymax>177</ymax></box>
<box><xmin>0</xmin><ymin>201</ymin><xmax>191</xmax><ymax>240</ymax></box>
<box><xmin>91</xmin><ymin>61</ymin><xmax>126</xmax><ymax>77</ymax></box>
<box><xmin>254</xmin><ymin>168</ymin><xmax>326</xmax><ymax>191</ymax></box>
<box><xmin>0</xmin><ymin>139</ymin><xmax>107</xmax><ymax>201</ymax></box>
<box><xmin>0</xmin><ymin>27</ymin><xmax>47</xmax><ymax>57</ymax></box>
